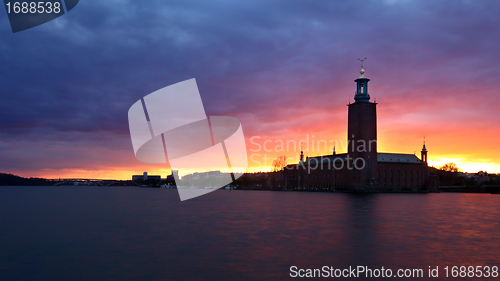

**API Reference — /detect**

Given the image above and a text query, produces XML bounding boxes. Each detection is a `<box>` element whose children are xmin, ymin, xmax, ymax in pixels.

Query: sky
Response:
<box><xmin>1</xmin><ymin>0</ymin><xmax>500</xmax><ymax>179</ymax></box>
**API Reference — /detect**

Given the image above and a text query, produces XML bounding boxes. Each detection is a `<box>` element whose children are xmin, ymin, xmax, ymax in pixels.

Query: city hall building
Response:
<box><xmin>283</xmin><ymin>68</ymin><xmax>429</xmax><ymax>191</ymax></box>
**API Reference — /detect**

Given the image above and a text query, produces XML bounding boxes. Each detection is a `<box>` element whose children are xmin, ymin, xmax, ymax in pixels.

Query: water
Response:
<box><xmin>0</xmin><ymin>186</ymin><xmax>499</xmax><ymax>280</ymax></box>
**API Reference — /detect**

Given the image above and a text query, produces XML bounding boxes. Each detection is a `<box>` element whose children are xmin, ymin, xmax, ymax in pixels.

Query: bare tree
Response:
<box><xmin>440</xmin><ymin>162</ymin><xmax>461</xmax><ymax>173</ymax></box>
<box><xmin>272</xmin><ymin>155</ymin><xmax>288</xmax><ymax>172</ymax></box>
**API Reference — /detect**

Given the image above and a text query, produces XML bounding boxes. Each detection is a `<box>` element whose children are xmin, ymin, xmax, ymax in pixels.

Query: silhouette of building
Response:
<box><xmin>283</xmin><ymin>67</ymin><xmax>429</xmax><ymax>191</ymax></box>
<box><xmin>132</xmin><ymin>172</ymin><xmax>161</xmax><ymax>183</ymax></box>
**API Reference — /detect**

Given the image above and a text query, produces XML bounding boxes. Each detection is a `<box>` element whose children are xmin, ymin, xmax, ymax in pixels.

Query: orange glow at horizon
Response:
<box><xmin>23</xmin><ymin>121</ymin><xmax>500</xmax><ymax>180</ymax></box>
<box><xmin>14</xmin><ymin>126</ymin><xmax>500</xmax><ymax>180</ymax></box>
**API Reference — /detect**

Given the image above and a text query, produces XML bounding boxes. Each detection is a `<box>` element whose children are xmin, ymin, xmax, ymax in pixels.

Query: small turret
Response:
<box><xmin>421</xmin><ymin>139</ymin><xmax>428</xmax><ymax>165</ymax></box>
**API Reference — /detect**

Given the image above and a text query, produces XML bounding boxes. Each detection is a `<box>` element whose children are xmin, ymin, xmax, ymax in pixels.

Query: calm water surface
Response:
<box><xmin>0</xmin><ymin>186</ymin><xmax>499</xmax><ymax>280</ymax></box>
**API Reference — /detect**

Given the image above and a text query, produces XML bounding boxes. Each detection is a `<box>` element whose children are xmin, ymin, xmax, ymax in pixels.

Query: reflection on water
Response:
<box><xmin>0</xmin><ymin>187</ymin><xmax>499</xmax><ymax>280</ymax></box>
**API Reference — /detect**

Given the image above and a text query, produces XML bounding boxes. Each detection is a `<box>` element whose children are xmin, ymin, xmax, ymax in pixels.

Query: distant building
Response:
<box><xmin>283</xmin><ymin>67</ymin><xmax>429</xmax><ymax>191</ymax></box>
<box><xmin>132</xmin><ymin>172</ymin><xmax>161</xmax><ymax>183</ymax></box>
<box><xmin>178</xmin><ymin>170</ymin><xmax>230</xmax><ymax>188</ymax></box>
<box><xmin>474</xmin><ymin>171</ymin><xmax>493</xmax><ymax>185</ymax></box>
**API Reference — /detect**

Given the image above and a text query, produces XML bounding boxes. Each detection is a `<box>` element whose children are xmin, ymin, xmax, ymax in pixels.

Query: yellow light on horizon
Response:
<box><xmin>429</xmin><ymin>157</ymin><xmax>500</xmax><ymax>174</ymax></box>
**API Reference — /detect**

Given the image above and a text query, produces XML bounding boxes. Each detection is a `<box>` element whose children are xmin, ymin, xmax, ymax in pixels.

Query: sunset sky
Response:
<box><xmin>1</xmin><ymin>0</ymin><xmax>500</xmax><ymax>179</ymax></box>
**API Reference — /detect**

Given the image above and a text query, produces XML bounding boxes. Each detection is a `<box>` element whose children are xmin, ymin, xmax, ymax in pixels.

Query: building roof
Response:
<box><xmin>378</xmin><ymin>153</ymin><xmax>422</xmax><ymax>163</ymax></box>
<box><xmin>285</xmin><ymin>152</ymin><xmax>422</xmax><ymax>167</ymax></box>
<box><xmin>306</xmin><ymin>153</ymin><xmax>348</xmax><ymax>163</ymax></box>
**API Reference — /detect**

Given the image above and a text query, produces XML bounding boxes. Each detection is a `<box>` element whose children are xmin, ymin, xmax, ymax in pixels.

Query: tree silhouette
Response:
<box><xmin>439</xmin><ymin>162</ymin><xmax>461</xmax><ymax>173</ymax></box>
<box><xmin>272</xmin><ymin>155</ymin><xmax>288</xmax><ymax>172</ymax></box>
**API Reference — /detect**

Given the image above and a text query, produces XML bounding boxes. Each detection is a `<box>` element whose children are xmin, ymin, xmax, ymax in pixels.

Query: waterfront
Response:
<box><xmin>0</xmin><ymin>187</ymin><xmax>499</xmax><ymax>280</ymax></box>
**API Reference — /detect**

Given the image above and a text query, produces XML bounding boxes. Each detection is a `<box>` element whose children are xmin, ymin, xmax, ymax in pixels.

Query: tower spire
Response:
<box><xmin>421</xmin><ymin>137</ymin><xmax>428</xmax><ymax>165</ymax></box>
<box><xmin>299</xmin><ymin>143</ymin><xmax>304</xmax><ymax>163</ymax></box>
<box><xmin>354</xmin><ymin>58</ymin><xmax>371</xmax><ymax>102</ymax></box>
<box><xmin>358</xmin><ymin>57</ymin><xmax>367</xmax><ymax>68</ymax></box>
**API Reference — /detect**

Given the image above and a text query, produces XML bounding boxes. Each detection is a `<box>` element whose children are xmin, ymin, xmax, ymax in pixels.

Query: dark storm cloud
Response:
<box><xmin>1</xmin><ymin>0</ymin><xmax>498</xmax><ymax>132</ymax></box>
<box><xmin>0</xmin><ymin>0</ymin><xmax>499</xmax><ymax>175</ymax></box>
